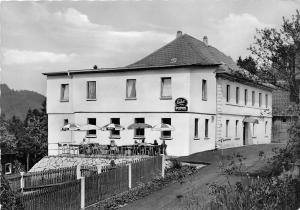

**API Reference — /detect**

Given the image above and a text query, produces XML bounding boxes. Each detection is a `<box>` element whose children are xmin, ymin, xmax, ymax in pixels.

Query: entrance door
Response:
<box><xmin>243</xmin><ymin>122</ymin><xmax>248</xmax><ymax>145</ymax></box>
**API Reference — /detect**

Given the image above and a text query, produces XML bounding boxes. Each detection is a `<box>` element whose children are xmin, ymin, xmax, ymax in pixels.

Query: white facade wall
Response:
<box><xmin>47</xmin><ymin>67</ymin><xmax>217</xmax><ymax>156</ymax></box>
<box><xmin>46</xmin><ymin>67</ymin><xmax>273</xmax><ymax>157</ymax></box>
<box><xmin>216</xmin><ymin>78</ymin><xmax>272</xmax><ymax>148</ymax></box>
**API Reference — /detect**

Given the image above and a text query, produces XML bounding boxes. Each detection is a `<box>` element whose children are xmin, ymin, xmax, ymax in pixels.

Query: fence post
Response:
<box><xmin>77</xmin><ymin>164</ymin><xmax>82</xmax><ymax>179</ymax></box>
<box><xmin>20</xmin><ymin>172</ymin><xmax>25</xmax><ymax>192</ymax></box>
<box><xmin>80</xmin><ymin>176</ymin><xmax>85</xmax><ymax>210</ymax></box>
<box><xmin>128</xmin><ymin>164</ymin><xmax>132</xmax><ymax>189</ymax></box>
<box><xmin>161</xmin><ymin>154</ymin><xmax>165</xmax><ymax>178</ymax></box>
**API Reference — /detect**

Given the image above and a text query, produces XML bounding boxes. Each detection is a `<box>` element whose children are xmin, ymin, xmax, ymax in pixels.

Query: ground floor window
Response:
<box><xmin>265</xmin><ymin>121</ymin><xmax>268</xmax><ymax>136</ymax></box>
<box><xmin>64</xmin><ymin>119</ymin><xmax>68</xmax><ymax>126</ymax></box>
<box><xmin>205</xmin><ymin>119</ymin><xmax>209</xmax><ymax>138</ymax></box>
<box><xmin>253</xmin><ymin>123</ymin><xmax>255</xmax><ymax>136</ymax></box>
<box><xmin>235</xmin><ymin>120</ymin><xmax>239</xmax><ymax>137</ymax></box>
<box><xmin>134</xmin><ymin>118</ymin><xmax>145</xmax><ymax>137</ymax></box>
<box><xmin>161</xmin><ymin>118</ymin><xmax>171</xmax><ymax>138</ymax></box>
<box><xmin>194</xmin><ymin>118</ymin><xmax>199</xmax><ymax>138</ymax></box>
<box><xmin>87</xmin><ymin>118</ymin><xmax>96</xmax><ymax>136</ymax></box>
<box><xmin>226</xmin><ymin>120</ymin><xmax>229</xmax><ymax>137</ymax></box>
<box><xmin>5</xmin><ymin>163</ymin><xmax>12</xmax><ymax>174</ymax></box>
<box><xmin>111</xmin><ymin>118</ymin><xmax>120</xmax><ymax>137</ymax></box>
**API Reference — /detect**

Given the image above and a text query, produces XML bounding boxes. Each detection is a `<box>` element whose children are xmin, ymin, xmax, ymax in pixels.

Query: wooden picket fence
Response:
<box><xmin>85</xmin><ymin>164</ymin><xmax>129</xmax><ymax>206</ymax></box>
<box><xmin>17</xmin><ymin>155</ymin><xmax>163</xmax><ymax>210</ymax></box>
<box><xmin>19</xmin><ymin>180</ymin><xmax>81</xmax><ymax>210</ymax></box>
<box><xmin>23</xmin><ymin>166</ymin><xmax>77</xmax><ymax>189</ymax></box>
<box><xmin>5</xmin><ymin>173</ymin><xmax>21</xmax><ymax>192</ymax></box>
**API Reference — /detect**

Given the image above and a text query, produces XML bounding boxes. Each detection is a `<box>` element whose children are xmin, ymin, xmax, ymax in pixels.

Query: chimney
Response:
<box><xmin>176</xmin><ymin>31</ymin><xmax>183</xmax><ymax>38</ymax></box>
<box><xmin>93</xmin><ymin>65</ymin><xmax>98</xmax><ymax>70</ymax></box>
<box><xmin>203</xmin><ymin>36</ymin><xmax>208</xmax><ymax>46</ymax></box>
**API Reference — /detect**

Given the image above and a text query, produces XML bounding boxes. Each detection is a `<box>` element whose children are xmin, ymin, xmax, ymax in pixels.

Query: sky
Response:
<box><xmin>1</xmin><ymin>0</ymin><xmax>299</xmax><ymax>95</ymax></box>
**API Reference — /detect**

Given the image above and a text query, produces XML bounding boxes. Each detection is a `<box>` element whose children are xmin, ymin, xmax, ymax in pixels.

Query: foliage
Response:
<box><xmin>209</xmin><ymin>176</ymin><xmax>300</xmax><ymax>210</ymax></box>
<box><xmin>0</xmin><ymin>175</ymin><xmax>24</xmax><ymax>210</ymax></box>
<box><xmin>237</xmin><ymin>56</ymin><xmax>258</xmax><ymax>75</ymax></box>
<box><xmin>169</xmin><ymin>158</ymin><xmax>182</xmax><ymax>170</ymax></box>
<box><xmin>0</xmin><ymin>117</ymin><xmax>16</xmax><ymax>153</ymax></box>
<box><xmin>249</xmin><ymin>10</ymin><xmax>300</xmax><ymax>102</ymax></box>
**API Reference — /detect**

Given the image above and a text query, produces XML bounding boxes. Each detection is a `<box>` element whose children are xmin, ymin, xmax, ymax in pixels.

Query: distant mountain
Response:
<box><xmin>0</xmin><ymin>84</ymin><xmax>46</xmax><ymax>120</ymax></box>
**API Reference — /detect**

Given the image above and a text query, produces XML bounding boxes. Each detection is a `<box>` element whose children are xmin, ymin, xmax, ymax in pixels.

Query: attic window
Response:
<box><xmin>170</xmin><ymin>58</ymin><xmax>177</xmax><ymax>64</ymax></box>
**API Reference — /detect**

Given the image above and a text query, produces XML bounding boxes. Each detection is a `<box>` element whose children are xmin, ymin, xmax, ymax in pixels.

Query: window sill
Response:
<box><xmin>194</xmin><ymin>137</ymin><xmax>200</xmax><ymax>140</ymax></box>
<box><xmin>109</xmin><ymin>136</ymin><xmax>121</xmax><ymax>139</ymax></box>
<box><xmin>86</xmin><ymin>135</ymin><xmax>97</xmax><ymax>138</ymax></box>
<box><xmin>125</xmin><ymin>98</ymin><xmax>137</xmax><ymax>100</ymax></box>
<box><xmin>60</xmin><ymin>100</ymin><xmax>69</xmax><ymax>102</ymax></box>
<box><xmin>160</xmin><ymin>97</ymin><xmax>172</xmax><ymax>100</ymax></box>
<box><xmin>204</xmin><ymin>137</ymin><xmax>210</xmax><ymax>140</ymax></box>
<box><xmin>224</xmin><ymin>138</ymin><xmax>231</xmax><ymax>141</ymax></box>
<box><xmin>86</xmin><ymin>98</ymin><xmax>97</xmax><ymax>101</ymax></box>
<box><xmin>234</xmin><ymin>137</ymin><xmax>240</xmax><ymax>140</ymax></box>
<box><xmin>252</xmin><ymin>136</ymin><xmax>257</xmax><ymax>139</ymax></box>
<box><xmin>264</xmin><ymin>136</ymin><xmax>269</xmax><ymax>138</ymax></box>
<box><xmin>202</xmin><ymin>98</ymin><xmax>207</xmax><ymax>101</ymax></box>
<box><xmin>160</xmin><ymin>137</ymin><xmax>173</xmax><ymax>140</ymax></box>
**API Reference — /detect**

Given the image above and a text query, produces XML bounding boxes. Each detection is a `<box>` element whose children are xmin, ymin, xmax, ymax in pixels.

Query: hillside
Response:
<box><xmin>0</xmin><ymin>84</ymin><xmax>46</xmax><ymax>120</ymax></box>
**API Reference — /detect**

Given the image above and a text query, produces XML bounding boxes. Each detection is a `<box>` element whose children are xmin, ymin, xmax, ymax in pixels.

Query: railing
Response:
<box><xmin>57</xmin><ymin>143</ymin><xmax>164</xmax><ymax>157</ymax></box>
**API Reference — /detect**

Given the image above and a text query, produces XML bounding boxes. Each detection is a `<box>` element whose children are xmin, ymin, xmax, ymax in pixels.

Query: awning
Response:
<box><xmin>243</xmin><ymin>117</ymin><xmax>259</xmax><ymax>124</ymax></box>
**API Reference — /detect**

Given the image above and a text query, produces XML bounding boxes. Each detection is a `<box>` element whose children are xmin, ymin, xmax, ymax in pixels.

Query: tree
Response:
<box><xmin>16</xmin><ymin>100</ymin><xmax>48</xmax><ymax>171</ymax></box>
<box><xmin>0</xmin><ymin>117</ymin><xmax>16</xmax><ymax>153</ymax></box>
<box><xmin>250</xmin><ymin>10</ymin><xmax>300</xmax><ymax>102</ymax></box>
<box><xmin>237</xmin><ymin>56</ymin><xmax>258</xmax><ymax>75</ymax></box>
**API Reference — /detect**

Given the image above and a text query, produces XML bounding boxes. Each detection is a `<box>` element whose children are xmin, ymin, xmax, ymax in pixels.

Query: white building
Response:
<box><xmin>44</xmin><ymin>31</ymin><xmax>273</xmax><ymax>156</ymax></box>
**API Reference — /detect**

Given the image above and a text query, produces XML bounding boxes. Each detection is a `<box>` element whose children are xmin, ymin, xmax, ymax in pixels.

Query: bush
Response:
<box><xmin>169</xmin><ymin>159</ymin><xmax>182</xmax><ymax>170</ymax></box>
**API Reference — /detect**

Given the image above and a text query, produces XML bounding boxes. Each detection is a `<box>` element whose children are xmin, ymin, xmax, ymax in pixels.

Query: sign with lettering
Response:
<box><xmin>175</xmin><ymin>97</ymin><xmax>188</xmax><ymax>111</ymax></box>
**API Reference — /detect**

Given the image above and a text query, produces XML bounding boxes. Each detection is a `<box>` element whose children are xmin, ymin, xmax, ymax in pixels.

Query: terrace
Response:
<box><xmin>57</xmin><ymin>143</ymin><xmax>164</xmax><ymax>157</ymax></box>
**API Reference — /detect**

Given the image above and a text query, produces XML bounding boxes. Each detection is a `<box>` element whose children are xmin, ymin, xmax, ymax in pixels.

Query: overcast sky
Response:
<box><xmin>1</xmin><ymin>0</ymin><xmax>299</xmax><ymax>95</ymax></box>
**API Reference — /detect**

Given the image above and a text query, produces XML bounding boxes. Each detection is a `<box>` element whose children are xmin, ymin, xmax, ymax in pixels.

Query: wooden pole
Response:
<box><xmin>128</xmin><ymin>164</ymin><xmax>132</xmax><ymax>189</ymax></box>
<box><xmin>80</xmin><ymin>177</ymin><xmax>85</xmax><ymax>209</ymax></box>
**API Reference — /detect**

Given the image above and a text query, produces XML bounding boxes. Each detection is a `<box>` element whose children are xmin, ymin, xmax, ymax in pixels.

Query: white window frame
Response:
<box><xmin>87</xmin><ymin>81</ymin><xmax>96</xmax><ymax>100</ymax></box>
<box><xmin>126</xmin><ymin>79</ymin><xmax>137</xmax><ymax>99</ymax></box>
<box><xmin>60</xmin><ymin>84</ymin><xmax>69</xmax><ymax>102</ymax></box>
<box><xmin>5</xmin><ymin>163</ymin><xmax>12</xmax><ymax>175</ymax></box>
<box><xmin>160</xmin><ymin>77</ymin><xmax>172</xmax><ymax>99</ymax></box>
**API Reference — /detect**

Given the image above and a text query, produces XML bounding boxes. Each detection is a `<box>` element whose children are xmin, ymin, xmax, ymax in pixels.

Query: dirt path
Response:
<box><xmin>121</xmin><ymin>143</ymin><xmax>284</xmax><ymax>210</ymax></box>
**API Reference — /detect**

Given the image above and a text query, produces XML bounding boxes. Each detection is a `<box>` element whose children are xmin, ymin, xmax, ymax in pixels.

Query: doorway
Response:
<box><xmin>243</xmin><ymin>122</ymin><xmax>249</xmax><ymax>145</ymax></box>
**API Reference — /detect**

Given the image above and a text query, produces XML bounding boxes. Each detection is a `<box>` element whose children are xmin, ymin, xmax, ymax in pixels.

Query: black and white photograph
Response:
<box><xmin>0</xmin><ymin>0</ymin><xmax>299</xmax><ymax>209</ymax></box>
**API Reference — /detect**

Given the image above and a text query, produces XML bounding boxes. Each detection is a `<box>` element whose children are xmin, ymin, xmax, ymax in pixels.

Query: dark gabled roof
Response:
<box><xmin>127</xmin><ymin>34</ymin><xmax>239</xmax><ymax>69</ymax></box>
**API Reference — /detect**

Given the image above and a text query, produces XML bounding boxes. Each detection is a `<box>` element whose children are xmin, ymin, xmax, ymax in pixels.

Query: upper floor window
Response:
<box><xmin>161</xmin><ymin>118</ymin><xmax>172</xmax><ymax>139</ymax></box>
<box><xmin>87</xmin><ymin>118</ymin><xmax>96</xmax><ymax>137</ymax></box>
<box><xmin>226</xmin><ymin>85</ymin><xmax>230</xmax><ymax>102</ymax></box>
<box><xmin>111</xmin><ymin>118</ymin><xmax>120</xmax><ymax>138</ymax></box>
<box><xmin>202</xmin><ymin>79</ymin><xmax>207</xmax><ymax>101</ymax></box>
<box><xmin>126</xmin><ymin>79</ymin><xmax>136</xmax><ymax>99</ymax></box>
<box><xmin>236</xmin><ymin>87</ymin><xmax>240</xmax><ymax>104</ymax></box>
<box><xmin>244</xmin><ymin>89</ymin><xmax>248</xmax><ymax>105</ymax></box>
<box><xmin>259</xmin><ymin>93</ymin><xmax>262</xmax><ymax>107</ymax></box>
<box><xmin>134</xmin><ymin>118</ymin><xmax>144</xmax><ymax>137</ymax></box>
<box><xmin>87</xmin><ymin>81</ymin><xmax>96</xmax><ymax>100</ymax></box>
<box><xmin>265</xmin><ymin>94</ymin><xmax>268</xmax><ymax>108</ymax></box>
<box><xmin>161</xmin><ymin>77</ymin><xmax>172</xmax><ymax>99</ymax></box>
<box><xmin>60</xmin><ymin>84</ymin><xmax>69</xmax><ymax>102</ymax></box>
<box><xmin>194</xmin><ymin>118</ymin><xmax>199</xmax><ymax>139</ymax></box>
<box><xmin>252</xmin><ymin>91</ymin><xmax>255</xmax><ymax>106</ymax></box>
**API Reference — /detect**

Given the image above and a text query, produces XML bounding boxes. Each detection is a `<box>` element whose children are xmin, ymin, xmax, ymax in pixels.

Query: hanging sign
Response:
<box><xmin>175</xmin><ymin>97</ymin><xmax>188</xmax><ymax>111</ymax></box>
